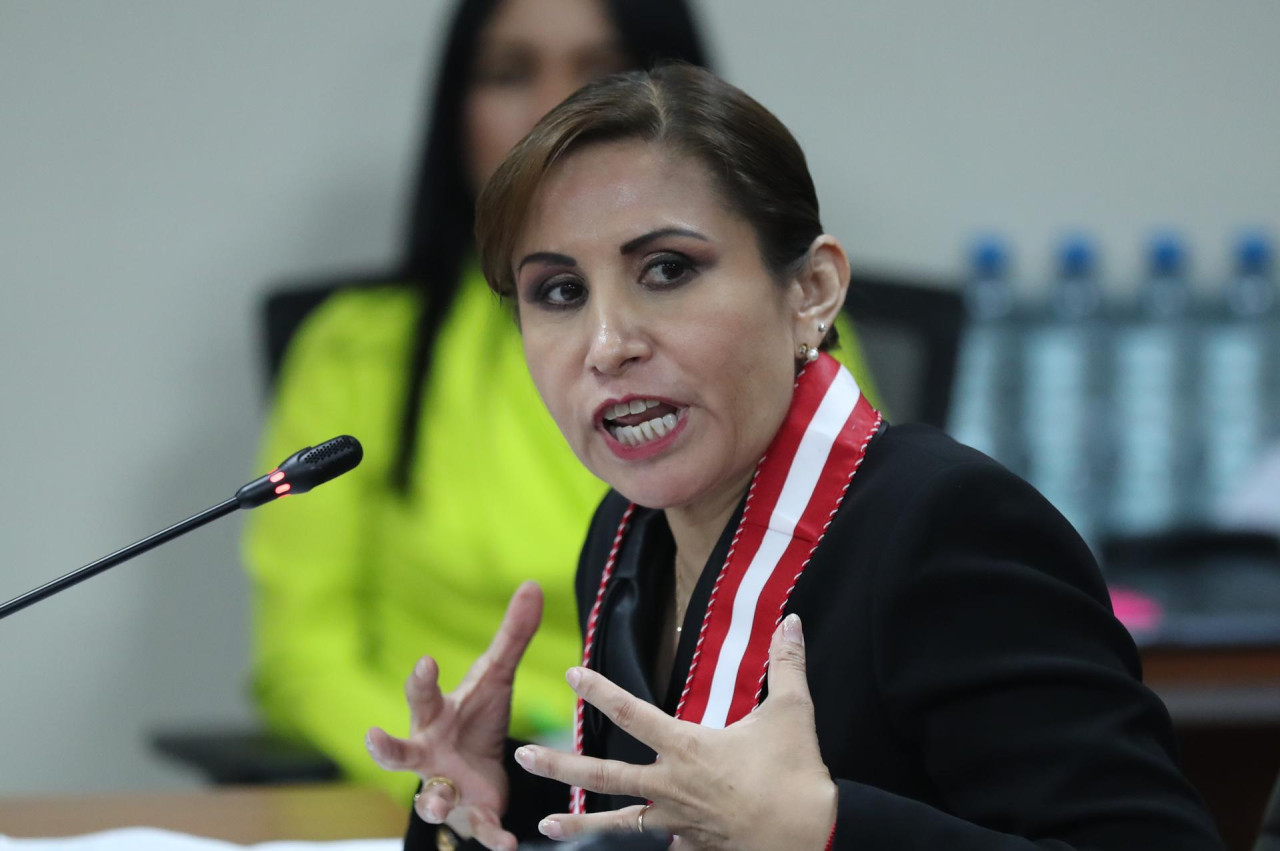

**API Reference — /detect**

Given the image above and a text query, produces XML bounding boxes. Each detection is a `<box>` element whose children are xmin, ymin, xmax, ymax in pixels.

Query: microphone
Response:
<box><xmin>0</xmin><ymin>436</ymin><xmax>363</xmax><ymax>621</ymax></box>
<box><xmin>234</xmin><ymin>435</ymin><xmax>363</xmax><ymax>507</ymax></box>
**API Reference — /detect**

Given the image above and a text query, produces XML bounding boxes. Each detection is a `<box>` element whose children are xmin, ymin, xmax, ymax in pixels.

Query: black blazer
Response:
<box><xmin>408</xmin><ymin>424</ymin><xmax>1223</xmax><ymax>850</ymax></box>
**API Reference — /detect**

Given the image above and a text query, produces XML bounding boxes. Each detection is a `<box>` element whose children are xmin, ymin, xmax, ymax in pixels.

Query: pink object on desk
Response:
<box><xmin>1108</xmin><ymin>585</ymin><xmax>1164</xmax><ymax>634</ymax></box>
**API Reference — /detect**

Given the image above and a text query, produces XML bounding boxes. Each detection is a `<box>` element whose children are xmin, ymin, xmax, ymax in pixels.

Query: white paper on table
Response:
<box><xmin>0</xmin><ymin>828</ymin><xmax>401</xmax><ymax>851</ymax></box>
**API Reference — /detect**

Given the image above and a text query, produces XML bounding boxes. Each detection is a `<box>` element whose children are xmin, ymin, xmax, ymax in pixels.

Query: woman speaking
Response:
<box><xmin>366</xmin><ymin>64</ymin><xmax>1224</xmax><ymax>850</ymax></box>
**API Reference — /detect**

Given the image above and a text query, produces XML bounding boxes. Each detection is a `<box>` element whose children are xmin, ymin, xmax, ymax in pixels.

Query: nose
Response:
<box><xmin>530</xmin><ymin>68</ymin><xmax>589</xmax><ymax>126</ymax></box>
<box><xmin>584</xmin><ymin>295</ymin><xmax>651</xmax><ymax>377</ymax></box>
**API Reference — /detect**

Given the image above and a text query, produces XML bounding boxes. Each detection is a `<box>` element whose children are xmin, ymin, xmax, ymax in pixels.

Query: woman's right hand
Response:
<box><xmin>366</xmin><ymin>580</ymin><xmax>544</xmax><ymax>851</ymax></box>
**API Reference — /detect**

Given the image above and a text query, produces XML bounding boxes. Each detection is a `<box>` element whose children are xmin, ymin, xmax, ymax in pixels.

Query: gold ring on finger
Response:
<box><xmin>424</xmin><ymin>775</ymin><xmax>459</xmax><ymax>798</ymax></box>
<box><xmin>637</xmin><ymin>803</ymin><xmax>652</xmax><ymax>833</ymax></box>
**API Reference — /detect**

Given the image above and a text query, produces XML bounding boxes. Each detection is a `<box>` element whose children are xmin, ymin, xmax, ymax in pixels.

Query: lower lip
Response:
<box><xmin>601</xmin><ymin>410</ymin><xmax>688</xmax><ymax>461</ymax></box>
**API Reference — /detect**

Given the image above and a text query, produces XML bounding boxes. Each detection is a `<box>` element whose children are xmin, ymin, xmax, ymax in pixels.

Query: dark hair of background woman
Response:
<box><xmin>389</xmin><ymin>0</ymin><xmax>711</xmax><ymax>494</ymax></box>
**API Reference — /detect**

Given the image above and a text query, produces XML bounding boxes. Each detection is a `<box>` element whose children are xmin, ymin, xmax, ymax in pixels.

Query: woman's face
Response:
<box><xmin>464</xmin><ymin>0</ymin><xmax>628</xmax><ymax>193</ymax></box>
<box><xmin>513</xmin><ymin>140</ymin><xmax>806</xmax><ymax>514</ymax></box>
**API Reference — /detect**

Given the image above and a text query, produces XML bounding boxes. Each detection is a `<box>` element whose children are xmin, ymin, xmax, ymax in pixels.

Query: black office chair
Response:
<box><xmin>260</xmin><ymin>270</ymin><xmax>402</xmax><ymax>388</ymax></box>
<box><xmin>151</xmin><ymin>728</ymin><xmax>340</xmax><ymax>785</ymax></box>
<box><xmin>843</xmin><ymin>269</ymin><xmax>963</xmax><ymax>429</ymax></box>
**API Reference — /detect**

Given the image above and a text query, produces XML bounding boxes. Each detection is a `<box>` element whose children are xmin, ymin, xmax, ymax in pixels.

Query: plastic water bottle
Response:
<box><xmin>1200</xmin><ymin>231</ymin><xmax>1277</xmax><ymax>521</ymax></box>
<box><xmin>950</xmin><ymin>236</ymin><xmax>1022</xmax><ymax>471</ymax></box>
<box><xmin>1111</xmin><ymin>233</ymin><xmax>1197</xmax><ymax>535</ymax></box>
<box><xmin>1023</xmin><ymin>235</ymin><xmax>1107</xmax><ymax>546</ymax></box>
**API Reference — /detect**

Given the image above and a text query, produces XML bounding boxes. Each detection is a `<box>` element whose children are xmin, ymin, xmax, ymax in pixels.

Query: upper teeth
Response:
<box><xmin>606</xmin><ymin>398</ymin><xmax>662</xmax><ymax>421</ymax></box>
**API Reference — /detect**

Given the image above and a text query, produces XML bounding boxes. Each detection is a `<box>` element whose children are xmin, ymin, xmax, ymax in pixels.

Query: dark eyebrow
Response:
<box><xmin>517</xmin><ymin>251</ymin><xmax>576</xmax><ymax>272</ymax></box>
<box><xmin>620</xmin><ymin>228</ymin><xmax>709</xmax><ymax>256</ymax></box>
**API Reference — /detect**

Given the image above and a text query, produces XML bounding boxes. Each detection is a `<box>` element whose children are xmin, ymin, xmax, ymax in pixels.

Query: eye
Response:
<box><xmin>473</xmin><ymin>63</ymin><xmax>534</xmax><ymax>87</ymax></box>
<box><xmin>472</xmin><ymin>48</ymin><xmax>536</xmax><ymax>88</ymax></box>
<box><xmin>535</xmin><ymin>276</ymin><xmax>587</xmax><ymax>309</ymax></box>
<box><xmin>639</xmin><ymin>254</ymin><xmax>696</xmax><ymax>289</ymax></box>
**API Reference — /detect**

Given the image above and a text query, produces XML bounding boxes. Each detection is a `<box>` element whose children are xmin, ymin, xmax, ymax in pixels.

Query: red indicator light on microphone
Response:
<box><xmin>269</xmin><ymin>471</ymin><xmax>285</xmax><ymax>483</ymax></box>
<box><xmin>274</xmin><ymin>483</ymin><xmax>292</xmax><ymax>495</ymax></box>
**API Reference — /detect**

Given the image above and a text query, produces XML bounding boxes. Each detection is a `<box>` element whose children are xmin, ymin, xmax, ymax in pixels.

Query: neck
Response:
<box><xmin>664</xmin><ymin>468</ymin><xmax>754</xmax><ymax>583</ymax></box>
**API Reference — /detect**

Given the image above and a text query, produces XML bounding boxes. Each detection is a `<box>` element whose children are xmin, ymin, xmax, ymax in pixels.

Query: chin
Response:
<box><xmin>602</xmin><ymin>468</ymin><xmax>706</xmax><ymax>511</ymax></box>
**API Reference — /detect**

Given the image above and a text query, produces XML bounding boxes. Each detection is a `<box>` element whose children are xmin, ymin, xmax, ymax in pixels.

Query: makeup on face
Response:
<box><xmin>515</xmin><ymin>140</ymin><xmax>801</xmax><ymax>515</ymax></box>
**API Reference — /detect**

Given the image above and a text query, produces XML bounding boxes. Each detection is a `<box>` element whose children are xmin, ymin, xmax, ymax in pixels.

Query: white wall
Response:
<box><xmin>0</xmin><ymin>0</ymin><xmax>1277</xmax><ymax>795</ymax></box>
<box><xmin>706</xmin><ymin>0</ymin><xmax>1280</xmax><ymax>292</ymax></box>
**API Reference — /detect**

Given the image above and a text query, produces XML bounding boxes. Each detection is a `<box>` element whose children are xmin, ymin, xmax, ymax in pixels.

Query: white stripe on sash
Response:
<box><xmin>699</xmin><ymin>368</ymin><xmax>861</xmax><ymax>728</ymax></box>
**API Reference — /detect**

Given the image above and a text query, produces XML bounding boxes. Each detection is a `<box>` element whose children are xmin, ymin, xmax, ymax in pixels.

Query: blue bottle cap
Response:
<box><xmin>1236</xmin><ymin>231</ymin><xmax>1273</xmax><ymax>276</ymax></box>
<box><xmin>1059</xmin><ymin>235</ymin><xmax>1096</xmax><ymax>278</ymax></box>
<box><xmin>1148</xmin><ymin>232</ymin><xmax>1186</xmax><ymax>277</ymax></box>
<box><xmin>970</xmin><ymin>235</ymin><xmax>1008</xmax><ymax>278</ymax></box>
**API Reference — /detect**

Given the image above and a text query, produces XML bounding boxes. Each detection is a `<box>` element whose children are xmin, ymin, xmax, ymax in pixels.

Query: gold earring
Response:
<box><xmin>798</xmin><ymin>343</ymin><xmax>819</xmax><ymax>362</ymax></box>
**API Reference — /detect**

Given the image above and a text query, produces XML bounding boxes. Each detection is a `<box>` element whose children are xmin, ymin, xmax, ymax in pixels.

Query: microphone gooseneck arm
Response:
<box><xmin>0</xmin><ymin>435</ymin><xmax>363</xmax><ymax>622</ymax></box>
<box><xmin>0</xmin><ymin>498</ymin><xmax>239</xmax><ymax>620</ymax></box>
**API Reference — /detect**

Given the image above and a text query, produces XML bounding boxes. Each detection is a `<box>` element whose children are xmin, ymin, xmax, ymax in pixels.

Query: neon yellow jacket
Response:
<box><xmin>243</xmin><ymin>266</ymin><xmax>874</xmax><ymax>799</ymax></box>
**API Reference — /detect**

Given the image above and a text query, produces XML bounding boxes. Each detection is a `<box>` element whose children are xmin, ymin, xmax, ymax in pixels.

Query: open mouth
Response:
<box><xmin>600</xmin><ymin>397</ymin><xmax>683</xmax><ymax>448</ymax></box>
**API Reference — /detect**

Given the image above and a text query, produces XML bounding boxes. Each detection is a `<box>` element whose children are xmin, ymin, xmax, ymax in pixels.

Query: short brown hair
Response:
<box><xmin>475</xmin><ymin>64</ymin><xmax>832</xmax><ymax>346</ymax></box>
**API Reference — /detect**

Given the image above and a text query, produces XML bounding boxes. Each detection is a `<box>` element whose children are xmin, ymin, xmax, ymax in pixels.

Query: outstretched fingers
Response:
<box><xmin>466</xmin><ymin>806</ymin><xmax>520</xmax><ymax>851</ymax></box>
<box><xmin>402</xmin><ymin>655</ymin><xmax>448</xmax><ymax>734</ymax></box>
<box><xmin>536</xmin><ymin>804</ymin><xmax>661</xmax><ymax>843</ymax></box>
<box><xmin>565</xmin><ymin>666</ymin><xmax>675</xmax><ymax>752</ymax></box>
<box><xmin>365</xmin><ymin>726</ymin><xmax>415</xmax><ymax>772</ymax></box>
<box><xmin>765</xmin><ymin>614</ymin><xmax>814</xmax><ymax>705</ymax></box>
<box><xmin>413</xmin><ymin>777</ymin><xmax>460</xmax><ymax>824</ymax></box>
<box><xmin>513</xmin><ymin>744</ymin><xmax>653</xmax><ymax>799</ymax></box>
<box><xmin>461</xmin><ymin>581</ymin><xmax>544</xmax><ymax>690</ymax></box>
<box><xmin>488</xmin><ymin>581</ymin><xmax>544</xmax><ymax>678</ymax></box>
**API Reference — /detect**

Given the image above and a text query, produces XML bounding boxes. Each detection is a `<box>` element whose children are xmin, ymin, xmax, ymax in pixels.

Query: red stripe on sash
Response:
<box><xmin>727</xmin><ymin>394</ymin><xmax>881</xmax><ymax>720</ymax></box>
<box><xmin>674</xmin><ymin>358</ymin><xmax>840</xmax><ymax>723</ymax></box>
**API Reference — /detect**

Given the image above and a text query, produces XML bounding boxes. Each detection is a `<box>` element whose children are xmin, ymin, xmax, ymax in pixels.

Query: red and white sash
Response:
<box><xmin>571</xmin><ymin>353</ymin><xmax>882</xmax><ymax>813</ymax></box>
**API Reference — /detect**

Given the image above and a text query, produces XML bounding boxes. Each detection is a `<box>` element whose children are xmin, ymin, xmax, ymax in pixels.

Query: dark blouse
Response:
<box><xmin>408</xmin><ymin>424</ymin><xmax>1224</xmax><ymax>850</ymax></box>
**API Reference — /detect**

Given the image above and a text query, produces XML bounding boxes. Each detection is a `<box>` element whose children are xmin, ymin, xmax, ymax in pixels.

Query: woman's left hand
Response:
<box><xmin>513</xmin><ymin>613</ymin><xmax>837</xmax><ymax>851</ymax></box>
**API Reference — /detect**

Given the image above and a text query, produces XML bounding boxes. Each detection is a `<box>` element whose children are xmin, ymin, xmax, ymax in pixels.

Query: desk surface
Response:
<box><xmin>0</xmin><ymin>784</ymin><xmax>408</xmax><ymax>843</ymax></box>
<box><xmin>1142</xmin><ymin>643</ymin><xmax>1280</xmax><ymax>724</ymax></box>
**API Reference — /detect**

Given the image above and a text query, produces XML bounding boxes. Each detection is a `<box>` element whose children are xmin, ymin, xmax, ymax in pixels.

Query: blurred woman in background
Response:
<box><xmin>243</xmin><ymin>0</ymin><xmax>710</xmax><ymax>798</ymax></box>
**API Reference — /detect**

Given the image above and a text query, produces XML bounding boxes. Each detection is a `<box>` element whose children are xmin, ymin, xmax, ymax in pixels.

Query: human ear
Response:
<box><xmin>789</xmin><ymin>235</ymin><xmax>850</xmax><ymax>349</ymax></box>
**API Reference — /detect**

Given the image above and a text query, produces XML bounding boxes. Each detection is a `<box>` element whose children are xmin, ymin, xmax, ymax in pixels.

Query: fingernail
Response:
<box><xmin>566</xmin><ymin>667</ymin><xmax>582</xmax><ymax>689</ymax></box>
<box><xmin>539</xmin><ymin>818</ymin><xmax>564</xmax><ymax>839</ymax></box>
<box><xmin>782</xmin><ymin>613</ymin><xmax>804</xmax><ymax>646</ymax></box>
<box><xmin>514</xmin><ymin>746</ymin><xmax>534</xmax><ymax>768</ymax></box>
<box><xmin>415</xmin><ymin>657</ymin><xmax>429</xmax><ymax>679</ymax></box>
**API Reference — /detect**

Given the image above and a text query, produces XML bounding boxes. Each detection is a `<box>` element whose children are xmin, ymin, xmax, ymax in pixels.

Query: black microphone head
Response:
<box><xmin>295</xmin><ymin>435</ymin><xmax>363</xmax><ymax>481</ymax></box>
<box><xmin>235</xmin><ymin>435</ymin><xmax>363</xmax><ymax>508</ymax></box>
